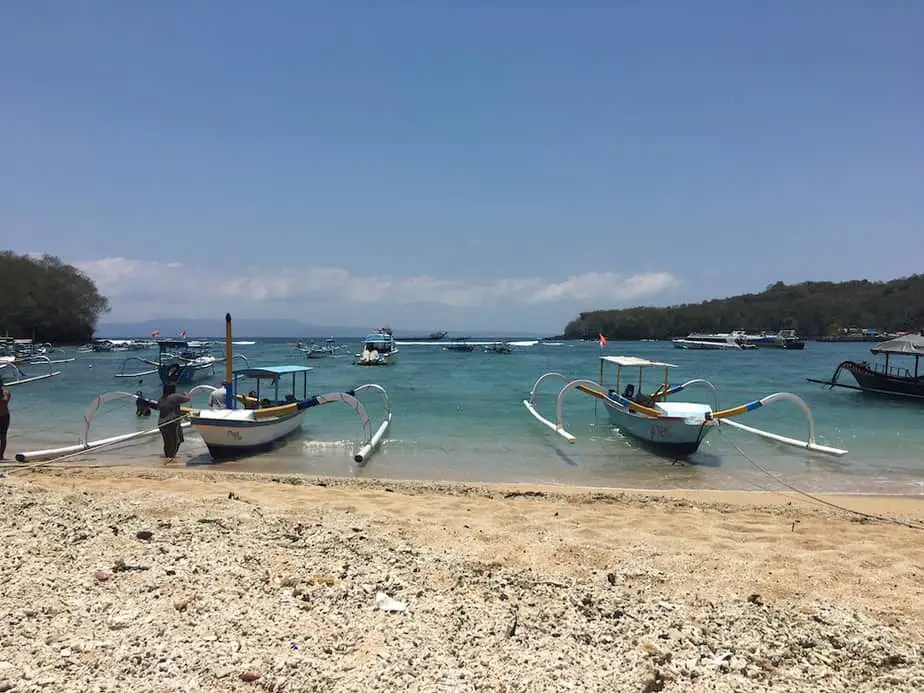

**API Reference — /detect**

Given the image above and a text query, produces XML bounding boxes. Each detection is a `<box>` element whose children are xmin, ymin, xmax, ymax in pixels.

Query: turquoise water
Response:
<box><xmin>4</xmin><ymin>340</ymin><xmax>923</xmax><ymax>494</ymax></box>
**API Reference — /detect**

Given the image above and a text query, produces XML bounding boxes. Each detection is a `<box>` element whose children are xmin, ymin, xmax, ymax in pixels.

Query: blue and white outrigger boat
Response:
<box><xmin>524</xmin><ymin>355</ymin><xmax>847</xmax><ymax>457</ymax></box>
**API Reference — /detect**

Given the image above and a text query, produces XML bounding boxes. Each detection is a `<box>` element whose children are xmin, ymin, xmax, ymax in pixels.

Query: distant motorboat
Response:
<box><xmin>743</xmin><ymin>330</ymin><xmax>805</xmax><ymax>350</ymax></box>
<box><xmin>355</xmin><ymin>327</ymin><xmax>399</xmax><ymax>366</ymax></box>
<box><xmin>671</xmin><ymin>331</ymin><xmax>756</xmax><ymax>350</ymax></box>
<box><xmin>295</xmin><ymin>337</ymin><xmax>347</xmax><ymax>359</ymax></box>
<box><xmin>400</xmin><ymin>330</ymin><xmax>448</xmax><ymax>341</ymax></box>
<box><xmin>444</xmin><ymin>338</ymin><xmax>475</xmax><ymax>352</ymax></box>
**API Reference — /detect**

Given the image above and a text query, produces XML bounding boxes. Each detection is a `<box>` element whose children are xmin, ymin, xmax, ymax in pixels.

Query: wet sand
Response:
<box><xmin>1</xmin><ymin>466</ymin><xmax>922</xmax><ymax>692</ymax></box>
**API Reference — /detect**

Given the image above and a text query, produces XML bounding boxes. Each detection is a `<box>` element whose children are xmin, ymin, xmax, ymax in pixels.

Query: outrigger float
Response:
<box><xmin>0</xmin><ymin>357</ymin><xmax>63</xmax><ymax>387</ymax></box>
<box><xmin>524</xmin><ymin>355</ymin><xmax>847</xmax><ymax>457</ymax></box>
<box><xmin>15</xmin><ymin>315</ymin><xmax>392</xmax><ymax>464</ymax></box>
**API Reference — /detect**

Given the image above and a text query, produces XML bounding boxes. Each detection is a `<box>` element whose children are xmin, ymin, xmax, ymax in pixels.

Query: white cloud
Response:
<box><xmin>76</xmin><ymin>257</ymin><xmax>681</xmax><ymax>329</ymax></box>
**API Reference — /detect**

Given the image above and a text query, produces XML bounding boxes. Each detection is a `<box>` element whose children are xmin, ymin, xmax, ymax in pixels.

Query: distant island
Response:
<box><xmin>561</xmin><ymin>275</ymin><xmax>924</xmax><ymax>341</ymax></box>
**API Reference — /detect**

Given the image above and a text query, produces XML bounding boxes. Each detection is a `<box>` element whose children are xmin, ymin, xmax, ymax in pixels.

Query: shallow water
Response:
<box><xmin>4</xmin><ymin>339</ymin><xmax>923</xmax><ymax>494</ymax></box>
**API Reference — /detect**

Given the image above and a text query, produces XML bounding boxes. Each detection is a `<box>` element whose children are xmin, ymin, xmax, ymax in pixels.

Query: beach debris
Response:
<box><xmin>239</xmin><ymin>671</ymin><xmax>261</xmax><ymax>682</ymax></box>
<box><xmin>93</xmin><ymin>570</ymin><xmax>112</xmax><ymax>582</ymax></box>
<box><xmin>112</xmin><ymin>558</ymin><xmax>150</xmax><ymax>573</ymax></box>
<box><xmin>135</xmin><ymin>530</ymin><xmax>154</xmax><ymax>541</ymax></box>
<box><xmin>505</xmin><ymin>605</ymin><xmax>519</xmax><ymax>638</ymax></box>
<box><xmin>639</xmin><ymin>669</ymin><xmax>666</xmax><ymax>693</ymax></box>
<box><xmin>748</xmin><ymin>593</ymin><xmax>764</xmax><ymax>606</ymax></box>
<box><xmin>374</xmin><ymin>591</ymin><xmax>407</xmax><ymax>612</ymax></box>
<box><xmin>657</xmin><ymin>601</ymin><xmax>676</xmax><ymax>611</ymax></box>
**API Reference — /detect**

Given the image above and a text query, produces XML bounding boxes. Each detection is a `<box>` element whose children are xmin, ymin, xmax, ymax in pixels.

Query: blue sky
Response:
<box><xmin>2</xmin><ymin>1</ymin><xmax>922</xmax><ymax>332</ymax></box>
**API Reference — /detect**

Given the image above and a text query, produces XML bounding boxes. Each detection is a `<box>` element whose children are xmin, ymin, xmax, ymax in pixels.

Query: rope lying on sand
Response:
<box><xmin>2</xmin><ymin>413</ymin><xmax>191</xmax><ymax>475</ymax></box>
<box><xmin>719</xmin><ymin>427</ymin><xmax>924</xmax><ymax>531</ymax></box>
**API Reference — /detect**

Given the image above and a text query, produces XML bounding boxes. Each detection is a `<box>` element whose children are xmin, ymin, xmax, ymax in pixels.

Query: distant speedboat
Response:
<box><xmin>671</xmin><ymin>331</ymin><xmax>756</xmax><ymax>350</ymax></box>
<box><xmin>296</xmin><ymin>337</ymin><xmax>347</xmax><ymax>359</ymax></box>
<box><xmin>743</xmin><ymin>330</ymin><xmax>805</xmax><ymax>350</ymax></box>
<box><xmin>483</xmin><ymin>341</ymin><xmax>513</xmax><ymax>354</ymax></box>
<box><xmin>400</xmin><ymin>330</ymin><xmax>448</xmax><ymax>341</ymax></box>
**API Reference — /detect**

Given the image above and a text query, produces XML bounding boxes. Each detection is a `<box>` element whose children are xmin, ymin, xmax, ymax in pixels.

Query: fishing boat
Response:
<box><xmin>525</xmin><ymin>355</ymin><xmax>846</xmax><ymax>457</ymax></box>
<box><xmin>295</xmin><ymin>337</ymin><xmax>347</xmax><ymax>359</ymax></box>
<box><xmin>155</xmin><ymin>339</ymin><xmax>218</xmax><ymax>384</ymax></box>
<box><xmin>189</xmin><ymin>315</ymin><xmax>391</xmax><ymax>460</ymax></box>
<box><xmin>671</xmin><ymin>331</ymin><xmax>756</xmax><ymax>350</ymax></box>
<box><xmin>16</xmin><ymin>314</ymin><xmax>392</xmax><ymax>464</ymax></box>
<box><xmin>807</xmin><ymin>331</ymin><xmax>924</xmax><ymax>401</ymax></box>
<box><xmin>400</xmin><ymin>330</ymin><xmax>448</xmax><ymax>341</ymax></box>
<box><xmin>743</xmin><ymin>329</ymin><xmax>805</xmax><ymax>350</ymax></box>
<box><xmin>444</xmin><ymin>338</ymin><xmax>475</xmax><ymax>352</ymax></box>
<box><xmin>483</xmin><ymin>341</ymin><xmax>513</xmax><ymax>354</ymax></box>
<box><xmin>355</xmin><ymin>327</ymin><xmax>399</xmax><ymax>366</ymax></box>
<box><xmin>0</xmin><ymin>357</ymin><xmax>62</xmax><ymax>387</ymax></box>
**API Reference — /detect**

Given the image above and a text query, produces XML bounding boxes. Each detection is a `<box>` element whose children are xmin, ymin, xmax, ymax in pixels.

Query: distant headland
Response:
<box><xmin>561</xmin><ymin>275</ymin><xmax>924</xmax><ymax>341</ymax></box>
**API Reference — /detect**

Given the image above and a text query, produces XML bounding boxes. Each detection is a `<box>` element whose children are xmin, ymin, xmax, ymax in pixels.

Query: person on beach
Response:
<box><xmin>0</xmin><ymin>380</ymin><xmax>10</xmax><ymax>460</ymax></box>
<box><xmin>157</xmin><ymin>381</ymin><xmax>190</xmax><ymax>461</ymax></box>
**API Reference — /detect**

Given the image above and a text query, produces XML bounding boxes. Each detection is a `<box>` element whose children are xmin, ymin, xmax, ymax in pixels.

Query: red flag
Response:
<box><xmin>599</xmin><ymin>333</ymin><xmax>607</xmax><ymax>347</ymax></box>
<box><xmin>151</xmin><ymin>329</ymin><xmax>160</xmax><ymax>337</ymax></box>
<box><xmin>179</xmin><ymin>330</ymin><xmax>187</xmax><ymax>338</ymax></box>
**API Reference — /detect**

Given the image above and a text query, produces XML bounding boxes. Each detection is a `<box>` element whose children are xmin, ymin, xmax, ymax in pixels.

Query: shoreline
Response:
<box><xmin>1</xmin><ymin>465</ymin><xmax>923</xmax><ymax>691</ymax></box>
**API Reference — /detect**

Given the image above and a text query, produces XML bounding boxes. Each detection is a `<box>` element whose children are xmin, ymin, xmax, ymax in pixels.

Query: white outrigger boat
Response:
<box><xmin>188</xmin><ymin>314</ymin><xmax>391</xmax><ymax>461</ymax></box>
<box><xmin>15</xmin><ymin>314</ymin><xmax>392</xmax><ymax>465</ymax></box>
<box><xmin>0</xmin><ymin>356</ymin><xmax>63</xmax><ymax>387</ymax></box>
<box><xmin>524</xmin><ymin>355</ymin><xmax>846</xmax><ymax>457</ymax></box>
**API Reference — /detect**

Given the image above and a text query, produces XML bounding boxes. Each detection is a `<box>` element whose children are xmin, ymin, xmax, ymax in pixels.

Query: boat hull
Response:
<box><xmin>190</xmin><ymin>409</ymin><xmax>307</xmax><ymax>459</ymax></box>
<box><xmin>845</xmin><ymin>361</ymin><xmax>924</xmax><ymax>398</ymax></box>
<box><xmin>603</xmin><ymin>401</ymin><xmax>713</xmax><ymax>455</ymax></box>
<box><xmin>159</xmin><ymin>362</ymin><xmax>216</xmax><ymax>385</ymax></box>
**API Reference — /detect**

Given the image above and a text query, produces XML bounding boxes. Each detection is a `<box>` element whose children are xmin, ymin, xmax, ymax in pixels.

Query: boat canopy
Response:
<box><xmin>601</xmin><ymin>356</ymin><xmax>678</xmax><ymax>369</ymax></box>
<box><xmin>158</xmin><ymin>339</ymin><xmax>190</xmax><ymax>349</ymax></box>
<box><xmin>234</xmin><ymin>365</ymin><xmax>313</xmax><ymax>379</ymax></box>
<box><xmin>870</xmin><ymin>333</ymin><xmax>924</xmax><ymax>355</ymax></box>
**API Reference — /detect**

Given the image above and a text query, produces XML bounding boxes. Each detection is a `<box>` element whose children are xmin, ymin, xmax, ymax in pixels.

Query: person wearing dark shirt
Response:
<box><xmin>157</xmin><ymin>381</ymin><xmax>191</xmax><ymax>460</ymax></box>
<box><xmin>0</xmin><ymin>381</ymin><xmax>10</xmax><ymax>460</ymax></box>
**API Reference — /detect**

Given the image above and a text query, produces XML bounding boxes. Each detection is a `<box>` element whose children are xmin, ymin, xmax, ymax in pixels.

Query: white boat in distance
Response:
<box><xmin>671</xmin><ymin>331</ymin><xmax>756</xmax><ymax>350</ymax></box>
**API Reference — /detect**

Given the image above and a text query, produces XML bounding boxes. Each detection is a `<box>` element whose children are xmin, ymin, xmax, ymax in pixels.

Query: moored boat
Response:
<box><xmin>671</xmin><ymin>331</ymin><xmax>756</xmax><ymax>350</ymax></box>
<box><xmin>744</xmin><ymin>329</ymin><xmax>805</xmax><ymax>350</ymax></box>
<box><xmin>807</xmin><ymin>331</ymin><xmax>924</xmax><ymax>401</ymax></box>
<box><xmin>525</xmin><ymin>355</ymin><xmax>846</xmax><ymax>458</ymax></box>
<box><xmin>355</xmin><ymin>327</ymin><xmax>399</xmax><ymax>366</ymax></box>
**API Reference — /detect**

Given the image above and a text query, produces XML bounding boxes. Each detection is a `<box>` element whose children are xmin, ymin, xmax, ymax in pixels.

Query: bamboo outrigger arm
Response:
<box><xmin>709</xmin><ymin>392</ymin><xmax>848</xmax><ymax>457</ymax></box>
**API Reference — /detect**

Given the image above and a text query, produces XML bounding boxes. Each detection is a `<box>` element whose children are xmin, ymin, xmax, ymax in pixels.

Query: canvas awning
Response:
<box><xmin>870</xmin><ymin>333</ymin><xmax>924</xmax><ymax>355</ymax></box>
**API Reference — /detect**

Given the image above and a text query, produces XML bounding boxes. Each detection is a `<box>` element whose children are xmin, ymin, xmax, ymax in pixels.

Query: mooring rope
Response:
<box><xmin>718</xmin><ymin>427</ymin><xmax>924</xmax><ymax>530</ymax></box>
<box><xmin>2</xmin><ymin>412</ymin><xmax>191</xmax><ymax>475</ymax></box>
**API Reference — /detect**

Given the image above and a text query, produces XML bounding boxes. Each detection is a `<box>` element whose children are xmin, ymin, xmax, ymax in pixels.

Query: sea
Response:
<box><xmin>4</xmin><ymin>339</ymin><xmax>923</xmax><ymax>495</ymax></box>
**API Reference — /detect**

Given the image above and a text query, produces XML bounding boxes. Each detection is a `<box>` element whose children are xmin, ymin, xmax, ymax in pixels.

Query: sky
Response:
<box><xmin>2</xmin><ymin>1</ymin><xmax>922</xmax><ymax>333</ymax></box>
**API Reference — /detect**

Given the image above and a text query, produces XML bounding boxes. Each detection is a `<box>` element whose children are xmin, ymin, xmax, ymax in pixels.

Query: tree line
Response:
<box><xmin>0</xmin><ymin>251</ymin><xmax>111</xmax><ymax>343</ymax></box>
<box><xmin>561</xmin><ymin>275</ymin><xmax>924</xmax><ymax>340</ymax></box>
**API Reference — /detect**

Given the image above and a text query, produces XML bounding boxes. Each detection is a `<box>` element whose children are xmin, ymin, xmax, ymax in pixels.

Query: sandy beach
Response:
<box><xmin>1</xmin><ymin>466</ymin><xmax>922</xmax><ymax>692</ymax></box>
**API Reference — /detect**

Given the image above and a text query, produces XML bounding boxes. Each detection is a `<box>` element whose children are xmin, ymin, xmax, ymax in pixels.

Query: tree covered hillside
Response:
<box><xmin>562</xmin><ymin>275</ymin><xmax>924</xmax><ymax>340</ymax></box>
<box><xmin>0</xmin><ymin>251</ymin><xmax>111</xmax><ymax>343</ymax></box>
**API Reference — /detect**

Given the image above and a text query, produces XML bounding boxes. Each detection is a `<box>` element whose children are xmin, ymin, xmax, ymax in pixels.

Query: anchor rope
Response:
<box><xmin>718</xmin><ymin>427</ymin><xmax>924</xmax><ymax>531</ymax></box>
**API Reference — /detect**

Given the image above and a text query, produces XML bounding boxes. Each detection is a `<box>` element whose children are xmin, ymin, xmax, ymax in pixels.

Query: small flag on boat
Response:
<box><xmin>599</xmin><ymin>333</ymin><xmax>607</xmax><ymax>347</ymax></box>
<box><xmin>151</xmin><ymin>329</ymin><xmax>160</xmax><ymax>337</ymax></box>
<box><xmin>179</xmin><ymin>330</ymin><xmax>186</xmax><ymax>338</ymax></box>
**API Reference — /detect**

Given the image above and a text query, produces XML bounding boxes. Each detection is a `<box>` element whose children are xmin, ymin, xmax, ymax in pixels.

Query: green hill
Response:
<box><xmin>562</xmin><ymin>275</ymin><xmax>924</xmax><ymax>340</ymax></box>
<box><xmin>0</xmin><ymin>251</ymin><xmax>111</xmax><ymax>343</ymax></box>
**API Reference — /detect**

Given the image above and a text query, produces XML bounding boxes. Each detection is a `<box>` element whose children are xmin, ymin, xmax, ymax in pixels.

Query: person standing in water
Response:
<box><xmin>0</xmin><ymin>381</ymin><xmax>10</xmax><ymax>460</ymax></box>
<box><xmin>157</xmin><ymin>381</ymin><xmax>190</xmax><ymax>461</ymax></box>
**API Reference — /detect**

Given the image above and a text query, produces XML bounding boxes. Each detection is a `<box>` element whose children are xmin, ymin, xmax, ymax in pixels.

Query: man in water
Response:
<box><xmin>0</xmin><ymin>379</ymin><xmax>10</xmax><ymax>460</ymax></box>
<box><xmin>157</xmin><ymin>381</ymin><xmax>191</xmax><ymax>461</ymax></box>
